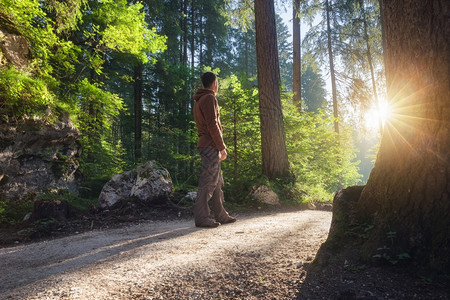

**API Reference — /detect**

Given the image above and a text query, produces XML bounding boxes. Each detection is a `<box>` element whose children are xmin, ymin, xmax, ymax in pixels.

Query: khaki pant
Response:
<box><xmin>194</xmin><ymin>147</ymin><xmax>229</xmax><ymax>224</ymax></box>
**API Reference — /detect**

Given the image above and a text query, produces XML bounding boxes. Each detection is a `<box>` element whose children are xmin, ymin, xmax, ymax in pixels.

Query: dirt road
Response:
<box><xmin>0</xmin><ymin>209</ymin><xmax>331</xmax><ymax>299</ymax></box>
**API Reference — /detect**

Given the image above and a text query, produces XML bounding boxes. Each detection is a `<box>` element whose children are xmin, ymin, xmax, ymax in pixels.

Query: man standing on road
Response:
<box><xmin>192</xmin><ymin>72</ymin><xmax>236</xmax><ymax>228</ymax></box>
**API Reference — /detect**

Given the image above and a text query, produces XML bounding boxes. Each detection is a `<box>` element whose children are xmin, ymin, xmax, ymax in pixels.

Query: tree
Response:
<box><xmin>254</xmin><ymin>0</ymin><xmax>290</xmax><ymax>179</ymax></box>
<box><xmin>325</xmin><ymin>0</ymin><xmax>339</xmax><ymax>133</ymax></box>
<box><xmin>301</xmin><ymin>0</ymin><xmax>385</xmax><ymax>135</ymax></box>
<box><xmin>276</xmin><ymin>14</ymin><xmax>293</xmax><ymax>92</ymax></box>
<box><xmin>337</xmin><ymin>0</ymin><xmax>384</xmax><ymax>134</ymax></box>
<box><xmin>321</xmin><ymin>0</ymin><xmax>449</xmax><ymax>272</ymax></box>
<box><xmin>133</xmin><ymin>63</ymin><xmax>143</xmax><ymax>163</ymax></box>
<box><xmin>292</xmin><ymin>0</ymin><xmax>302</xmax><ymax>109</ymax></box>
<box><xmin>301</xmin><ymin>63</ymin><xmax>327</xmax><ymax>112</ymax></box>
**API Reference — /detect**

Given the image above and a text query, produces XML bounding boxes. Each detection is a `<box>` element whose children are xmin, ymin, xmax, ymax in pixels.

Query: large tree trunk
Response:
<box><xmin>190</xmin><ymin>0</ymin><xmax>195</xmax><ymax>69</ymax></box>
<box><xmin>254</xmin><ymin>0</ymin><xmax>290</xmax><ymax>179</ymax></box>
<box><xmin>292</xmin><ymin>0</ymin><xmax>302</xmax><ymax>110</ymax></box>
<box><xmin>355</xmin><ymin>0</ymin><xmax>449</xmax><ymax>271</ymax></box>
<box><xmin>182</xmin><ymin>0</ymin><xmax>188</xmax><ymax>65</ymax></box>
<box><xmin>292</xmin><ymin>0</ymin><xmax>302</xmax><ymax>109</ymax></box>
<box><xmin>326</xmin><ymin>0</ymin><xmax>339</xmax><ymax>134</ymax></box>
<box><xmin>133</xmin><ymin>63</ymin><xmax>143</xmax><ymax>163</ymax></box>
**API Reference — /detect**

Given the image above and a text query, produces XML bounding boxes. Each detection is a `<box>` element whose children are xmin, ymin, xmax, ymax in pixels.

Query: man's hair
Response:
<box><xmin>201</xmin><ymin>72</ymin><xmax>217</xmax><ymax>88</ymax></box>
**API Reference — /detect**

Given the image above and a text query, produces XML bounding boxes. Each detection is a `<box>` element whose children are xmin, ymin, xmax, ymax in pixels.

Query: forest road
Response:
<box><xmin>0</xmin><ymin>209</ymin><xmax>332</xmax><ymax>299</ymax></box>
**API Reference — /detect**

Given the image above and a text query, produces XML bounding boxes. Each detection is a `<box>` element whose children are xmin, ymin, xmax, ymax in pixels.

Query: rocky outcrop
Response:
<box><xmin>0</xmin><ymin>29</ymin><xmax>29</xmax><ymax>70</ymax></box>
<box><xmin>0</xmin><ymin>114</ymin><xmax>81</xmax><ymax>200</ymax></box>
<box><xmin>98</xmin><ymin>161</ymin><xmax>173</xmax><ymax>209</ymax></box>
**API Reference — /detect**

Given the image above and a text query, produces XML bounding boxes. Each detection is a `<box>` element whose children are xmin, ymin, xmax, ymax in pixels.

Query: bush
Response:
<box><xmin>0</xmin><ymin>198</ymin><xmax>34</xmax><ymax>225</ymax></box>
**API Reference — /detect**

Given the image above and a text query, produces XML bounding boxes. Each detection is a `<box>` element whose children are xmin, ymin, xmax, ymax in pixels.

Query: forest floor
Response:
<box><xmin>0</xmin><ymin>204</ymin><xmax>449</xmax><ymax>299</ymax></box>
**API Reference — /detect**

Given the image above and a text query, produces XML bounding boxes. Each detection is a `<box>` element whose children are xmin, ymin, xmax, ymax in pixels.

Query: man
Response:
<box><xmin>192</xmin><ymin>72</ymin><xmax>236</xmax><ymax>228</ymax></box>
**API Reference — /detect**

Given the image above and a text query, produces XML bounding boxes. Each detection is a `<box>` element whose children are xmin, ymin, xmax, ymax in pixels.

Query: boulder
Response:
<box><xmin>0</xmin><ymin>114</ymin><xmax>81</xmax><ymax>200</ymax></box>
<box><xmin>98</xmin><ymin>161</ymin><xmax>173</xmax><ymax>209</ymax></box>
<box><xmin>184</xmin><ymin>191</ymin><xmax>197</xmax><ymax>203</ymax></box>
<box><xmin>251</xmin><ymin>185</ymin><xmax>281</xmax><ymax>205</ymax></box>
<box><xmin>97</xmin><ymin>171</ymin><xmax>136</xmax><ymax>209</ymax></box>
<box><xmin>0</xmin><ymin>29</ymin><xmax>29</xmax><ymax>70</ymax></box>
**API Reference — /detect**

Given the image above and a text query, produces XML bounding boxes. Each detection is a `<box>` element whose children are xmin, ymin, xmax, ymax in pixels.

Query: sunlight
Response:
<box><xmin>364</xmin><ymin>99</ymin><xmax>392</xmax><ymax>132</ymax></box>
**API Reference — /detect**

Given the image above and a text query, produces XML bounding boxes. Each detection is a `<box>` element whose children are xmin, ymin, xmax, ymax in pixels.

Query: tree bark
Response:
<box><xmin>182</xmin><ymin>0</ymin><xmax>188</xmax><ymax>65</ymax></box>
<box><xmin>133</xmin><ymin>63</ymin><xmax>143</xmax><ymax>163</ymax></box>
<box><xmin>190</xmin><ymin>0</ymin><xmax>195</xmax><ymax>69</ymax></box>
<box><xmin>254</xmin><ymin>0</ymin><xmax>290</xmax><ymax>179</ymax></box>
<box><xmin>356</xmin><ymin>0</ymin><xmax>450</xmax><ymax>271</ymax></box>
<box><xmin>292</xmin><ymin>0</ymin><xmax>302</xmax><ymax>110</ymax></box>
<box><xmin>199</xmin><ymin>8</ymin><xmax>203</xmax><ymax>66</ymax></box>
<box><xmin>326</xmin><ymin>0</ymin><xmax>339</xmax><ymax>134</ymax></box>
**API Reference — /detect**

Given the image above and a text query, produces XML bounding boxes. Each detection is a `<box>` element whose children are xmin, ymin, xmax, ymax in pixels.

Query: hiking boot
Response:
<box><xmin>195</xmin><ymin>219</ymin><xmax>221</xmax><ymax>228</ymax></box>
<box><xmin>218</xmin><ymin>216</ymin><xmax>236</xmax><ymax>224</ymax></box>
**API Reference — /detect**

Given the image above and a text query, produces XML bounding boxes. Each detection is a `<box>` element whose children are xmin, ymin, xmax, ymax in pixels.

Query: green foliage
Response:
<box><xmin>283</xmin><ymin>95</ymin><xmax>362</xmax><ymax>201</ymax></box>
<box><xmin>218</xmin><ymin>74</ymin><xmax>361</xmax><ymax>204</ymax></box>
<box><xmin>372</xmin><ymin>231</ymin><xmax>411</xmax><ymax>265</ymax></box>
<box><xmin>0</xmin><ymin>0</ymin><xmax>166</xmax><ymax>188</ymax></box>
<box><xmin>0</xmin><ymin>198</ymin><xmax>33</xmax><ymax>225</ymax></box>
<box><xmin>0</xmin><ymin>67</ymin><xmax>56</xmax><ymax>119</ymax></box>
<box><xmin>83</xmin><ymin>0</ymin><xmax>166</xmax><ymax>64</ymax></box>
<box><xmin>0</xmin><ymin>0</ymin><xmax>372</xmax><ymax>208</ymax></box>
<box><xmin>79</xmin><ymin>135</ymin><xmax>126</xmax><ymax>179</ymax></box>
<box><xmin>220</xmin><ymin>74</ymin><xmax>261</xmax><ymax>199</ymax></box>
<box><xmin>346</xmin><ymin>222</ymin><xmax>374</xmax><ymax>240</ymax></box>
<box><xmin>301</xmin><ymin>63</ymin><xmax>327</xmax><ymax>112</ymax></box>
<box><xmin>36</xmin><ymin>189</ymin><xmax>97</xmax><ymax>212</ymax></box>
<box><xmin>25</xmin><ymin>218</ymin><xmax>58</xmax><ymax>236</ymax></box>
<box><xmin>276</xmin><ymin>14</ymin><xmax>293</xmax><ymax>92</ymax></box>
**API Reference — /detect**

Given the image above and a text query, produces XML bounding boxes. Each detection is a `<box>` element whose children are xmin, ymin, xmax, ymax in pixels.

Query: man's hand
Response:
<box><xmin>219</xmin><ymin>149</ymin><xmax>227</xmax><ymax>161</ymax></box>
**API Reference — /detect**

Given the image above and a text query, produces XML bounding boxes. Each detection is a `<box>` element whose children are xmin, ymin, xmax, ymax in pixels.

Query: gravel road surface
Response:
<box><xmin>0</xmin><ymin>209</ymin><xmax>331</xmax><ymax>299</ymax></box>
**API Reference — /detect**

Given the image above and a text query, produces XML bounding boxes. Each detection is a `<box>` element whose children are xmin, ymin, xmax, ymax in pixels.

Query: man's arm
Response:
<box><xmin>203</xmin><ymin>95</ymin><xmax>226</xmax><ymax>151</ymax></box>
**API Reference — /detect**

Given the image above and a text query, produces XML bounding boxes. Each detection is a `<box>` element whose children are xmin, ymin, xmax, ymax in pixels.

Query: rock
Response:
<box><xmin>184</xmin><ymin>191</ymin><xmax>197</xmax><ymax>203</ymax></box>
<box><xmin>0</xmin><ymin>114</ymin><xmax>81</xmax><ymax>200</ymax></box>
<box><xmin>0</xmin><ymin>29</ymin><xmax>29</xmax><ymax>70</ymax></box>
<box><xmin>98</xmin><ymin>171</ymin><xmax>136</xmax><ymax>209</ymax></box>
<box><xmin>130</xmin><ymin>161</ymin><xmax>173</xmax><ymax>203</ymax></box>
<box><xmin>307</xmin><ymin>202</ymin><xmax>316</xmax><ymax>210</ymax></box>
<box><xmin>98</xmin><ymin>161</ymin><xmax>173</xmax><ymax>209</ymax></box>
<box><xmin>250</xmin><ymin>185</ymin><xmax>280</xmax><ymax>205</ymax></box>
<box><xmin>23</xmin><ymin>212</ymin><xmax>32</xmax><ymax>222</ymax></box>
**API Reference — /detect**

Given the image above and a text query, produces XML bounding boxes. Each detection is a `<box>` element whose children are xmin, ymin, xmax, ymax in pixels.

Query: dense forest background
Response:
<box><xmin>0</xmin><ymin>0</ymin><xmax>385</xmax><ymax>206</ymax></box>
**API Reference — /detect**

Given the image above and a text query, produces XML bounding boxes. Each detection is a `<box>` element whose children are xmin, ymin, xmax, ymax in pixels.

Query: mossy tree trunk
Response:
<box><xmin>355</xmin><ymin>0</ymin><xmax>449</xmax><ymax>271</ymax></box>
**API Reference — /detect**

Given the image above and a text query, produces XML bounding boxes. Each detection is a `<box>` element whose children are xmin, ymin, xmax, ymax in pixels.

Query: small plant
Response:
<box><xmin>372</xmin><ymin>231</ymin><xmax>411</xmax><ymax>265</ymax></box>
<box><xmin>0</xmin><ymin>198</ymin><xmax>34</xmax><ymax>225</ymax></box>
<box><xmin>20</xmin><ymin>218</ymin><xmax>58</xmax><ymax>238</ymax></box>
<box><xmin>420</xmin><ymin>276</ymin><xmax>433</xmax><ymax>284</ymax></box>
<box><xmin>346</xmin><ymin>222</ymin><xmax>374</xmax><ymax>240</ymax></box>
<box><xmin>37</xmin><ymin>189</ymin><xmax>97</xmax><ymax>212</ymax></box>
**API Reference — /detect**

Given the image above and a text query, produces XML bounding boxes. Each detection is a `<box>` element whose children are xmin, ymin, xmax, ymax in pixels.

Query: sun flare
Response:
<box><xmin>364</xmin><ymin>99</ymin><xmax>392</xmax><ymax>132</ymax></box>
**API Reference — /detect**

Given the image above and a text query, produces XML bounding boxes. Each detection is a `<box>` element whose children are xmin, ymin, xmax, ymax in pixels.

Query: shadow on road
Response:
<box><xmin>0</xmin><ymin>220</ymin><xmax>199</xmax><ymax>295</ymax></box>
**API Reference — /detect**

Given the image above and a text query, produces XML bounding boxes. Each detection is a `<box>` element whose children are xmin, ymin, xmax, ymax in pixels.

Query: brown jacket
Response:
<box><xmin>193</xmin><ymin>88</ymin><xmax>226</xmax><ymax>151</ymax></box>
